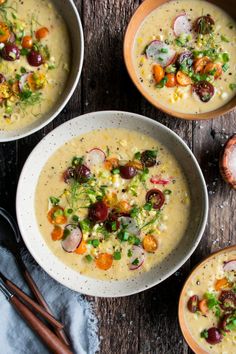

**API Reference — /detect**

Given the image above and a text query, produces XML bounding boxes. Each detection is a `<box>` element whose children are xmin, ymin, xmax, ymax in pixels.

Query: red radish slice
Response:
<box><xmin>119</xmin><ymin>216</ymin><xmax>140</xmax><ymax>236</ymax></box>
<box><xmin>150</xmin><ymin>176</ymin><xmax>170</xmax><ymax>185</ymax></box>
<box><xmin>19</xmin><ymin>73</ymin><xmax>30</xmax><ymax>92</ymax></box>
<box><xmin>146</xmin><ymin>40</ymin><xmax>176</xmax><ymax>67</ymax></box>
<box><xmin>85</xmin><ymin>148</ymin><xmax>106</xmax><ymax>168</ymax></box>
<box><xmin>129</xmin><ymin>246</ymin><xmax>145</xmax><ymax>270</ymax></box>
<box><xmin>223</xmin><ymin>259</ymin><xmax>236</xmax><ymax>272</ymax></box>
<box><xmin>173</xmin><ymin>13</ymin><xmax>192</xmax><ymax>37</ymax></box>
<box><xmin>61</xmin><ymin>225</ymin><xmax>82</xmax><ymax>253</ymax></box>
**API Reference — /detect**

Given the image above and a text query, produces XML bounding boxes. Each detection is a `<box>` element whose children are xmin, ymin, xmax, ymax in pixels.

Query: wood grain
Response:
<box><xmin>0</xmin><ymin>1</ymin><xmax>235</xmax><ymax>353</ymax></box>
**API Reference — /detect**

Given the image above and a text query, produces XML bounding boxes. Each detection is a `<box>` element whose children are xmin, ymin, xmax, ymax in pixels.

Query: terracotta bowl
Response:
<box><xmin>123</xmin><ymin>0</ymin><xmax>236</xmax><ymax>120</ymax></box>
<box><xmin>219</xmin><ymin>134</ymin><xmax>236</xmax><ymax>189</ymax></box>
<box><xmin>178</xmin><ymin>245</ymin><xmax>236</xmax><ymax>353</ymax></box>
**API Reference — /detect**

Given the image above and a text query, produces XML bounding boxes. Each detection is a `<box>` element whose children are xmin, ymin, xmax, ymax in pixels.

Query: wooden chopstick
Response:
<box><xmin>16</xmin><ymin>254</ymin><xmax>70</xmax><ymax>346</ymax></box>
<box><xmin>0</xmin><ymin>272</ymin><xmax>63</xmax><ymax>330</ymax></box>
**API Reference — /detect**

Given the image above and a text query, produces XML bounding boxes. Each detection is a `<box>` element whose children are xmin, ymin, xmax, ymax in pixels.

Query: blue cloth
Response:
<box><xmin>0</xmin><ymin>246</ymin><xmax>100</xmax><ymax>354</ymax></box>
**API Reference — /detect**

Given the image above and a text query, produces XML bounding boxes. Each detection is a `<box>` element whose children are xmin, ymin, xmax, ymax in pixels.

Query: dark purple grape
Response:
<box><xmin>119</xmin><ymin>165</ymin><xmax>137</xmax><ymax>180</ymax></box>
<box><xmin>105</xmin><ymin>214</ymin><xmax>120</xmax><ymax>232</ymax></box>
<box><xmin>88</xmin><ymin>201</ymin><xmax>109</xmax><ymax>223</ymax></box>
<box><xmin>0</xmin><ymin>74</ymin><xmax>6</xmax><ymax>83</ymax></box>
<box><xmin>195</xmin><ymin>15</ymin><xmax>215</xmax><ymax>34</ymax></box>
<box><xmin>219</xmin><ymin>290</ymin><xmax>236</xmax><ymax>311</ymax></box>
<box><xmin>206</xmin><ymin>328</ymin><xmax>222</xmax><ymax>345</ymax></box>
<box><xmin>1</xmin><ymin>44</ymin><xmax>20</xmax><ymax>61</ymax></box>
<box><xmin>74</xmin><ymin>164</ymin><xmax>91</xmax><ymax>183</ymax></box>
<box><xmin>27</xmin><ymin>50</ymin><xmax>43</xmax><ymax>67</ymax></box>
<box><xmin>193</xmin><ymin>81</ymin><xmax>214</xmax><ymax>102</ymax></box>
<box><xmin>176</xmin><ymin>51</ymin><xmax>194</xmax><ymax>69</ymax></box>
<box><xmin>141</xmin><ymin>150</ymin><xmax>156</xmax><ymax>167</ymax></box>
<box><xmin>187</xmin><ymin>295</ymin><xmax>199</xmax><ymax>313</ymax></box>
<box><xmin>146</xmin><ymin>189</ymin><xmax>165</xmax><ymax>210</ymax></box>
<box><xmin>63</xmin><ymin>167</ymin><xmax>75</xmax><ymax>183</ymax></box>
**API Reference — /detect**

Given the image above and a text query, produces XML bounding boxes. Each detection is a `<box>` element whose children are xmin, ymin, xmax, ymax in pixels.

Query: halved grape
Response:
<box><xmin>27</xmin><ymin>50</ymin><xmax>43</xmax><ymax>66</ymax></box>
<box><xmin>1</xmin><ymin>44</ymin><xmax>20</xmax><ymax>61</ymax></box>
<box><xmin>206</xmin><ymin>327</ymin><xmax>222</xmax><ymax>345</ymax></box>
<box><xmin>146</xmin><ymin>189</ymin><xmax>165</xmax><ymax>209</ymax></box>
<box><xmin>194</xmin><ymin>15</ymin><xmax>215</xmax><ymax>34</ymax></box>
<box><xmin>89</xmin><ymin>201</ymin><xmax>109</xmax><ymax>223</ymax></box>
<box><xmin>119</xmin><ymin>165</ymin><xmax>137</xmax><ymax>179</ymax></box>
<box><xmin>74</xmin><ymin>164</ymin><xmax>91</xmax><ymax>183</ymax></box>
<box><xmin>193</xmin><ymin>81</ymin><xmax>214</xmax><ymax>102</ymax></box>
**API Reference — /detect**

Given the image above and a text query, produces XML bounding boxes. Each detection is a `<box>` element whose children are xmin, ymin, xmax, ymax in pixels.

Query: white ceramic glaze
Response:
<box><xmin>0</xmin><ymin>0</ymin><xmax>84</xmax><ymax>142</ymax></box>
<box><xmin>16</xmin><ymin>111</ymin><xmax>208</xmax><ymax>297</ymax></box>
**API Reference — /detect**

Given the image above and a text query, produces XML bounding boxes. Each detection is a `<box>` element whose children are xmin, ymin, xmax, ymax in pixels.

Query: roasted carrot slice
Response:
<box><xmin>35</xmin><ymin>27</ymin><xmax>49</xmax><ymax>40</ymax></box>
<box><xmin>104</xmin><ymin>157</ymin><xmax>119</xmax><ymax>171</ymax></box>
<box><xmin>75</xmin><ymin>240</ymin><xmax>87</xmax><ymax>255</ymax></box>
<box><xmin>153</xmin><ymin>64</ymin><xmax>165</xmax><ymax>84</ymax></box>
<box><xmin>142</xmin><ymin>235</ymin><xmax>158</xmax><ymax>253</ymax></box>
<box><xmin>0</xmin><ymin>22</ymin><xmax>10</xmax><ymax>43</ymax></box>
<box><xmin>165</xmin><ymin>73</ymin><xmax>177</xmax><ymax>88</ymax></box>
<box><xmin>126</xmin><ymin>161</ymin><xmax>143</xmax><ymax>170</ymax></box>
<box><xmin>47</xmin><ymin>206</ymin><xmax>67</xmax><ymax>225</ymax></box>
<box><xmin>96</xmin><ymin>253</ymin><xmax>113</xmax><ymax>270</ymax></box>
<box><xmin>194</xmin><ymin>56</ymin><xmax>211</xmax><ymax>73</ymax></box>
<box><xmin>51</xmin><ymin>225</ymin><xmax>63</xmax><ymax>241</ymax></box>
<box><xmin>215</xmin><ymin>277</ymin><xmax>229</xmax><ymax>291</ymax></box>
<box><xmin>198</xmin><ymin>299</ymin><xmax>208</xmax><ymax>315</ymax></box>
<box><xmin>203</xmin><ymin>62</ymin><xmax>222</xmax><ymax>79</ymax></box>
<box><xmin>115</xmin><ymin>200</ymin><xmax>131</xmax><ymax>213</ymax></box>
<box><xmin>176</xmin><ymin>71</ymin><xmax>192</xmax><ymax>86</ymax></box>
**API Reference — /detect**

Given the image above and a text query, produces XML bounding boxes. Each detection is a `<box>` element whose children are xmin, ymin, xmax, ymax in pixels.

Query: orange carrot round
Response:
<box><xmin>96</xmin><ymin>253</ymin><xmax>113</xmax><ymax>270</ymax></box>
<box><xmin>51</xmin><ymin>225</ymin><xmax>63</xmax><ymax>241</ymax></box>
<box><xmin>75</xmin><ymin>240</ymin><xmax>87</xmax><ymax>255</ymax></box>
<box><xmin>153</xmin><ymin>64</ymin><xmax>165</xmax><ymax>84</ymax></box>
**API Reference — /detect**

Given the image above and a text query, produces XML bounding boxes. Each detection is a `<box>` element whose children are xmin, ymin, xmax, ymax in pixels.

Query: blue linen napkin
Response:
<box><xmin>0</xmin><ymin>246</ymin><xmax>100</xmax><ymax>354</ymax></box>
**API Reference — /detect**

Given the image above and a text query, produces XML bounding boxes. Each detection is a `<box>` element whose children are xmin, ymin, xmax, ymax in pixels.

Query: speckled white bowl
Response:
<box><xmin>0</xmin><ymin>0</ymin><xmax>84</xmax><ymax>142</ymax></box>
<box><xmin>16</xmin><ymin>111</ymin><xmax>208</xmax><ymax>297</ymax></box>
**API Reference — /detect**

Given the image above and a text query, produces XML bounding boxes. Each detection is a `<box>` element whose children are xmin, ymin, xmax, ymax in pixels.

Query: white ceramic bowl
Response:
<box><xmin>16</xmin><ymin>111</ymin><xmax>208</xmax><ymax>297</ymax></box>
<box><xmin>0</xmin><ymin>0</ymin><xmax>84</xmax><ymax>142</ymax></box>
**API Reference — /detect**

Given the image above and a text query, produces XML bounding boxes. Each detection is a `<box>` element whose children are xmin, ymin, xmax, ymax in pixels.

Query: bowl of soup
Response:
<box><xmin>0</xmin><ymin>0</ymin><xmax>84</xmax><ymax>141</ymax></box>
<box><xmin>16</xmin><ymin>111</ymin><xmax>208</xmax><ymax>297</ymax></box>
<box><xmin>124</xmin><ymin>0</ymin><xmax>236</xmax><ymax>120</ymax></box>
<box><xmin>179</xmin><ymin>245</ymin><xmax>236</xmax><ymax>353</ymax></box>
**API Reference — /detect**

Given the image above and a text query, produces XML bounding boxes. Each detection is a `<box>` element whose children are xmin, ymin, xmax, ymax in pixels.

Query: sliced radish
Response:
<box><xmin>61</xmin><ymin>224</ymin><xmax>82</xmax><ymax>253</ymax></box>
<box><xmin>129</xmin><ymin>246</ymin><xmax>145</xmax><ymax>270</ymax></box>
<box><xmin>119</xmin><ymin>216</ymin><xmax>140</xmax><ymax>236</ymax></box>
<box><xmin>19</xmin><ymin>73</ymin><xmax>30</xmax><ymax>92</ymax></box>
<box><xmin>85</xmin><ymin>148</ymin><xmax>106</xmax><ymax>168</ymax></box>
<box><xmin>223</xmin><ymin>260</ymin><xmax>236</xmax><ymax>272</ymax></box>
<box><xmin>150</xmin><ymin>176</ymin><xmax>170</xmax><ymax>185</ymax></box>
<box><xmin>173</xmin><ymin>13</ymin><xmax>192</xmax><ymax>37</ymax></box>
<box><xmin>146</xmin><ymin>40</ymin><xmax>176</xmax><ymax>67</ymax></box>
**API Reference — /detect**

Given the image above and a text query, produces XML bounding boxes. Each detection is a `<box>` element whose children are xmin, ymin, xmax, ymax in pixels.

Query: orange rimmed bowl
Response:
<box><xmin>178</xmin><ymin>245</ymin><xmax>236</xmax><ymax>353</ymax></box>
<box><xmin>123</xmin><ymin>0</ymin><xmax>236</xmax><ymax>120</ymax></box>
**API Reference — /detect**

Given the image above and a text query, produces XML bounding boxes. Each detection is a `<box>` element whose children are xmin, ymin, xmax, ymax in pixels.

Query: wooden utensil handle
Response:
<box><xmin>17</xmin><ymin>256</ymin><xmax>70</xmax><ymax>346</ymax></box>
<box><xmin>10</xmin><ymin>296</ymin><xmax>73</xmax><ymax>354</ymax></box>
<box><xmin>5</xmin><ymin>278</ymin><xmax>63</xmax><ymax>330</ymax></box>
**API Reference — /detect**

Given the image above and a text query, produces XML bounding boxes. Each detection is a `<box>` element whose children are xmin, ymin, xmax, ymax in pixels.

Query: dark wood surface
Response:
<box><xmin>0</xmin><ymin>1</ymin><xmax>236</xmax><ymax>353</ymax></box>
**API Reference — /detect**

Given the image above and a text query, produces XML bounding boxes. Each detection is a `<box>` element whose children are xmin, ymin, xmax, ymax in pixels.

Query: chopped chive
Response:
<box><xmin>113</xmin><ymin>251</ymin><xmax>121</xmax><ymax>260</ymax></box>
<box><xmin>64</xmin><ymin>208</ymin><xmax>73</xmax><ymax>216</ymax></box>
<box><xmin>160</xmin><ymin>48</ymin><xmax>168</xmax><ymax>53</ymax></box>
<box><xmin>163</xmin><ymin>189</ymin><xmax>172</xmax><ymax>195</ymax></box>
<box><xmin>92</xmin><ymin>239</ymin><xmax>100</xmax><ymax>248</ymax></box>
<box><xmin>143</xmin><ymin>202</ymin><xmax>152</xmax><ymax>211</ymax></box>
<box><xmin>72</xmin><ymin>215</ymin><xmax>79</xmax><ymax>222</ymax></box>
<box><xmin>134</xmin><ymin>151</ymin><xmax>141</xmax><ymax>160</ymax></box>
<box><xmin>229</xmin><ymin>83</ymin><xmax>236</xmax><ymax>90</ymax></box>
<box><xmin>112</xmin><ymin>168</ymin><xmax>120</xmax><ymax>175</ymax></box>
<box><xmin>127</xmin><ymin>249</ymin><xmax>132</xmax><ymax>257</ymax></box>
<box><xmin>85</xmin><ymin>255</ymin><xmax>93</xmax><ymax>262</ymax></box>
<box><xmin>132</xmin><ymin>258</ymin><xmax>139</xmax><ymax>265</ymax></box>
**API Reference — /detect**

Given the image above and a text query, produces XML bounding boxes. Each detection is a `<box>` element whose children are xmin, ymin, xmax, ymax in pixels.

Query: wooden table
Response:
<box><xmin>0</xmin><ymin>1</ymin><xmax>235</xmax><ymax>353</ymax></box>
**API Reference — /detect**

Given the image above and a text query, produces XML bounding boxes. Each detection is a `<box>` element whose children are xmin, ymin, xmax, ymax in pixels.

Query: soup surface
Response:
<box><xmin>0</xmin><ymin>0</ymin><xmax>70</xmax><ymax>131</ymax></box>
<box><xmin>35</xmin><ymin>128</ymin><xmax>190</xmax><ymax>281</ymax></box>
<box><xmin>133</xmin><ymin>0</ymin><xmax>236</xmax><ymax>114</ymax></box>
<box><xmin>184</xmin><ymin>250</ymin><xmax>236</xmax><ymax>353</ymax></box>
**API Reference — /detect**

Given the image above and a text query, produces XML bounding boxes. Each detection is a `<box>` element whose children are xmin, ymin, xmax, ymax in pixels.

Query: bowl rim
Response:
<box><xmin>16</xmin><ymin>110</ymin><xmax>209</xmax><ymax>297</ymax></box>
<box><xmin>178</xmin><ymin>244</ymin><xmax>236</xmax><ymax>353</ymax></box>
<box><xmin>0</xmin><ymin>0</ymin><xmax>84</xmax><ymax>142</ymax></box>
<box><xmin>123</xmin><ymin>0</ymin><xmax>236</xmax><ymax>121</ymax></box>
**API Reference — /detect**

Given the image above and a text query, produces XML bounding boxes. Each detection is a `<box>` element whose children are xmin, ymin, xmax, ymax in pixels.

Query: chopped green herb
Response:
<box><xmin>85</xmin><ymin>255</ymin><xmax>93</xmax><ymax>262</ymax></box>
<box><xmin>158</xmin><ymin>56</ymin><xmax>164</xmax><ymax>62</ymax></box>
<box><xmin>80</xmin><ymin>219</ymin><xmax>91</xmax><ymax>232</ymax></box>
<box><xmin>165</xmin><ymin>64</ymin><xmax>176</xmax><ymax>74</ymax></box>
<box><xmin>72</xmin><ymin>156</ymin><xmax>83</xmax><ymax>166</ymax></box>
<box><xmin>127</xmin><ymin>249</ymin><xmax>132</xmax><ymax>257</ymax></box>
<box><xmin>113</xmin><ymin>251</ymin><xmax>121</xmax><ymax>260</ymax></box>
<box><xmin>111</xmin><ymin>221</ymin><xmax>117</xmax><ymax>231</ymax></box>
<box><xmin>128</xmin><ymin>235</ymin><xmax>140</xmax><ymax>246</ymax></box>
<box><xmin>160</xmin><ymin>48</ymin><xmax>168</xmax><ymax>53</ymax></box>
<box><xmin>53</xmin><ymin>209</ymin><xmax>63</xmax><ymax>218</ymax></box>
<box><xmin>156</xmin><ymin>77</ymin><xmax>168</xmax><ymax>88</ymax></box>
<box><xmin>204</xmin><ymin>292</ymin><xmax>219</xmax><ymax>309</ymax></box>
<box><xmin>222</xmin><ymin>63</ymin><xmax>229</xmax><ymax>72</ymax></box>
<box><xmin>130</xmin><ymin>207</ymin><xmax>139</xmax><ymax>218</ymax></box>
<box><xmin>64</xmin><ymin>208</ymin><xmax>73</xmax><ymax>217</ymax></box>
<box><xmin>92</xmin><ymin>239</ymin><xmax>99</xmax><ymax>248</ymax></box>
<box><xmin>143</xmin><ymin>202</ymin><xmax>152</xmax><ymax>211</ymax></box>
<box><xmin>49</xmin><ymin>196</ymin><xmax>60</xmax><ymax>205</ymax></box>
<box><xmin>163</xmin><ymin>189</ymin><xmax>172</xmax><ymax>195</ymax></box>
<box><xmin>20</xmin><ymin>67</ymin><xmax>27</xmax><ymax>74</ymax></box>
<box><xmin>72</xmin><ymin>215</ymin><xmax>79</xmax><ymax>222</ymax></box>
<box><xmin>200</xmin><ymin>329</ymin><xmax>208</xmax><ymax>339</ymax></box>
<box><xmin>221</xmin><ymin>35</ymin><xmax>230</xmax><ymax>43</ymax></box>
<box><xmin>134</xmin><ymin>151</ymin><xmax>141</xmax><ymax>160</ymax></box>
<box><xmin>132</xmin><ymin>258</ymin><xmax>139</xmax><ymax>266</ymax></box>
<box><xmin>118</xmin><ymin>230</ymin><xmax>129</xmax><ymax>242</ymax></box>
<box><xmin>112</xmin><ymin>168</ymin><xmax>120</xmax><ymax>175</ymax></box>
<box><xmin>229</xmin><ymin>83</ymin><xmax>236</xmax><ymax>91</ymax></box>
<box><xmin>139</xmin><ymin>167</ymin><xmax>149</xmax><ymax>182</ymax></box>
<box><xmin>20</xmin><ymin>48</ymin><xmax>29</xmax><ymax>56</ymax></box>
<box><xmin>63</xmin><ymin>228</ymin><xmax>71</xmax><ymax>239</ymax></box>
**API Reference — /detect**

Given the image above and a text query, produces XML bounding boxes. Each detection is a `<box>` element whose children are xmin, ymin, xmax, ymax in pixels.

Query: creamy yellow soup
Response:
<box><xmin>184</xmin><ymin>250</ymin><xmax>236</xmax><ymax>353</ymax></box>
<box><xmin>35</xmin><ymin>129</ymin><xmax>190</xmax><ymax>281</ymax></box>
<box><xmin>133</xmin><ymin>0</ymin><xmax>236</xmax><ymax>114</ymax></box>
<box><xmin>0</xmin><ymin>0</ymin><xmax>70</xmax><ymax>131</ymax></box>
